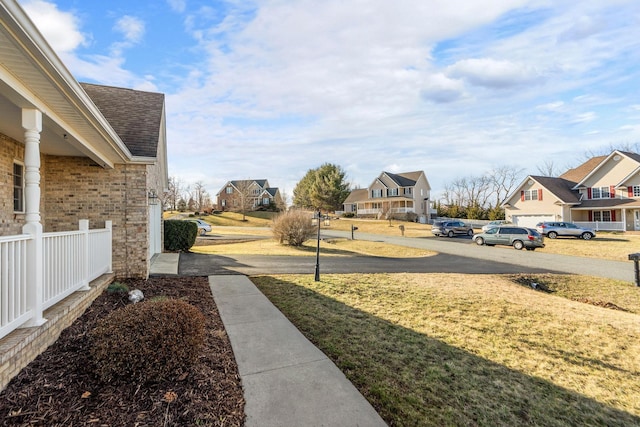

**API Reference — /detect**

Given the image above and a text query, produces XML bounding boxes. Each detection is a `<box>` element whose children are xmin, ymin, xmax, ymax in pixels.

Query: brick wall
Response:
<box><xmin>43</xmin><ymin>156</ymin><xmax>150</xmax><ymax>278</ymax></box>
<box><xmin>0</xmin><ymin>133</ymin><xmax>45</xmax><ymax>235</ymax></box>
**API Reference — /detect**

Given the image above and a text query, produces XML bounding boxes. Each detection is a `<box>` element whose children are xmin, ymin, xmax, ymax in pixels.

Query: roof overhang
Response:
<box><xmin>0</xmin><ymin>0</ymin><xmax>133</xmax><ymax>168</ymax></box>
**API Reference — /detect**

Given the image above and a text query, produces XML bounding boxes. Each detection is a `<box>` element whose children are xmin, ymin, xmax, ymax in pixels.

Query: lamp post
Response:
<box><xmin>314</xmin><ymin>209</ymin><xmax>321</xmax><ymax>281</ymax></box>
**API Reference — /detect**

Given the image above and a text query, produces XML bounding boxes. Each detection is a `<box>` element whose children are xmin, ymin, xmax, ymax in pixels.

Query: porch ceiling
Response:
<box><xmin>0</xmin><ymin>1</ymin><xmax>131</xmax><ymax>167</ymax></box>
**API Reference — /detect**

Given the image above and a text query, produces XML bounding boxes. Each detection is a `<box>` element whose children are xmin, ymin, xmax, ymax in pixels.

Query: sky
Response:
<box><xmin>17</xmin><ymin>0</ymin><xmax>640</xmax><ymax>203</ymax></box>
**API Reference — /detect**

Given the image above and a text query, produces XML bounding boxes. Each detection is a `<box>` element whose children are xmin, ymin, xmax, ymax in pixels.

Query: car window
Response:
<box><xmin>486</xmin><ymin>228</ymin><xmax>498</xmax><ymax>234</ymax></box>
<box><xmin>566</xmin><ymin>223</ymin><xmax>577</xmax><ymax>228</ymax></box>
<box><xmin>500</xmin><ymin>227</ymin><xmax>514</xmax><ymax>233</ymax></box>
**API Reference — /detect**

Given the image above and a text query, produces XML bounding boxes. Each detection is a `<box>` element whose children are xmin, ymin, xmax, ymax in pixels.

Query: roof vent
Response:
<box><xmin>614</xmin><ymin>155</ymin><xmax>621</xmax><ymax>161</ymax></box>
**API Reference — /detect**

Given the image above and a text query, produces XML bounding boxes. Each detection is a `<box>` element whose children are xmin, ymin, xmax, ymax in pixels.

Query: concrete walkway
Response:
<box><xmin>150</xmin><ymin>254</ymin><xmax>386</xmax><ymax>426</ymax></box>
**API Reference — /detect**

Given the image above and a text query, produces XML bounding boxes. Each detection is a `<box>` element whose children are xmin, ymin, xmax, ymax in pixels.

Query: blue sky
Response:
<box><xmin>18</xmin><ymin>0</ymin><xmax>640</xmax><ymax>202</ymax></box>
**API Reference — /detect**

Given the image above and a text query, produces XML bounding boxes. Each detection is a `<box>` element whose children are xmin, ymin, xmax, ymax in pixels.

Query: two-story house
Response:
<box><xmin>503</xmin><ymin>150</ymin><xmax>640</xmax><ymax>231</ymax></box>
<box><xmin>343</xmin><ymin>171</ymin><xmax>432</xmax><ymax>218</ymax></box>
<box><xmin>216</xmin><ymin>179</ymin><xmax>283</xmax><ymax>211</ymax></box>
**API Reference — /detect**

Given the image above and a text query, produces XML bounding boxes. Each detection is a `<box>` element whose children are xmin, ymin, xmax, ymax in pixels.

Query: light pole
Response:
<box><xmin>314</xmin><ymin>209</ymin><xmax>321</xmax><ymax>281</ymax></box>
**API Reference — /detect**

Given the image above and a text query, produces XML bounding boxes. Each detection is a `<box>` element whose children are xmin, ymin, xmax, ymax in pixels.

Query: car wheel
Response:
<box><xmin>467</xmin><ymin>229</ymin><xmax>474</xmax><ymax>236</ymax></box>
<box><xmin>475</xmin><ymin>237</ymin><xmax>484</xmax><ymax>246</ymax></box>
<box><xmin>513</xmin><ymin>240</ymin><xmax>524</xmax><ymax>250</ymax></box>
<box><xmin>447</xmin><ymin>230</ymin><xmax>454</xmax><ymax>238</ymax></box>
<box><xmin>548</xmin><ymin>231</ymin><xmax>558</xmax><ymax>239</ymax></box>
<box><xmin>581</xmin><ymin>232</ymin><xmax>593</xmax><ymax>240</ymax></box>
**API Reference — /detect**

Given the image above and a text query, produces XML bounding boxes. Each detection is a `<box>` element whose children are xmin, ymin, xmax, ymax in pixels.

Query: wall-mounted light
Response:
<box><xmin>148</xmin><ymin>190</ymin><xmax>159</xmax><ymax>205</ymax></box>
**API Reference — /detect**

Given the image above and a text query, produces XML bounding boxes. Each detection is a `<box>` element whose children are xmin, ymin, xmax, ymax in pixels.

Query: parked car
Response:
<box><xmin>473</xmin><ymin>226</ymin><xmax>545</xmax><ymax>250</ymax></box>
<box><xmin>481</xmin><ymin>220</ymin><xmax>512</xmax><ymax>232</ymax></box>
<box><xmin>188</xmin><ymin>219</ymin><xmax>212</xmax><ymax>236</ymax></box>
<box><xmin>431</xmin><ymin>220</ymin><xmax>474</xmax><ymax>237</ymax></box>
<box><xmin>535</xmin><ymin>221</ymin><xmax>595</xmax><ymax>240</ymax></box>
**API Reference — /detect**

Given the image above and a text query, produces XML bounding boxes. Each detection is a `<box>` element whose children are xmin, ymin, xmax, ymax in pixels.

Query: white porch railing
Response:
<box><xmin>0</xmin><ymin>220</ymin><xmax>112</xmax><ymax>339</ymax></box>
<box><xmin>0</xmin><ymin>234</ymin><xmax>32</xmax><ymax>341</ymax></box>
<box><xmin>574</xmin><ymin>221</ymin><xmax>625</xmax><ymax>231</ymax></box>
<box><xmin>357</xmin><ymin>208</ymin><xmax>415</xmax><ymax>215</ymax></box>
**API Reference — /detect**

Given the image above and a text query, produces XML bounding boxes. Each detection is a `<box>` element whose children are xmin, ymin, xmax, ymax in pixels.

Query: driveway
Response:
<box><xmin>176</xmin><ymin>252</ymin><xmax>560</xmax><ymax>276</ymax></box>
<box><xmin>164</xmin><ymin>229</ymin><xmax>636</xmax><ymax>282</ymax></box>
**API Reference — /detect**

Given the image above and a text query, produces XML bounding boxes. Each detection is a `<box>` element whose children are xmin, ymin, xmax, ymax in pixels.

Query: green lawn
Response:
<box><xmin>252</xmin><ymin>273</ymin><xmax>640</xmax><ymax>427</ymax></box>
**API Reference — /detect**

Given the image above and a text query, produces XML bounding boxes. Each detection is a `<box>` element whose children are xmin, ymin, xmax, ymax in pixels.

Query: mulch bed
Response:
<box><xmin>0</xmin><ymin>276</ymin><xmax>245</xmax><ymax>426</ymax></box>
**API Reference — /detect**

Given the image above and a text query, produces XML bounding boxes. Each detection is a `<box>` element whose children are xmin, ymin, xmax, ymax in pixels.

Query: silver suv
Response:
<box><xmin>431</xmin><ymin>220</ymin><xmax>474</xmax><ymax>238</ymax></box>
<box><xmin>535</xmin><ymin>222</ymin><xmax>595</xmax><ymax>240</ymax></box>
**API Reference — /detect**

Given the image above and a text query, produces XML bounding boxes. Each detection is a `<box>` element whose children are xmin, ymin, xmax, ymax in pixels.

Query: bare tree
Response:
<box><xmin>535</xmin><ymin>160</ymin><xmax>561</xmax><ymax>177</ymax></box>
<box><xmin>488</xmin><ymin>165</ymin><xmax>524</xmax><ymax>207</ymax></box>
<box><xmin>163</xmin><ymin>176</ymin><xmax>185</xmax><ymax>211</ymax></box>
<box><xmin>191</xmin><ymin>181</ymin><xmax>209</xmax><ymax>212</ymax></box>
<box><xmin>231</xmin><ymin>180</ymin><xmax>257</xmax><ymax>221</ymax></box>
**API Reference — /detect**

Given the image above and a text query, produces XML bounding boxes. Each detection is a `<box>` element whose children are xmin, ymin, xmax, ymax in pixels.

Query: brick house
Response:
<box><xmin>0</xmin><ymin>0</ymin><xmax>167</xmax><ymax>389</ymax></box>
<box><xmin>342</xmin><ymin>171</ymin><xmax>433</xmax><ymax>219</ymax></box>
<box><xmin>503</xmin><ymin>150</ymin><xmax>640</xmax><ymax>230</ymax></box>
<box><xmin>216</xmin><ymin>179</ymin><xmax>283</xmax><ymax>211</ymax></box>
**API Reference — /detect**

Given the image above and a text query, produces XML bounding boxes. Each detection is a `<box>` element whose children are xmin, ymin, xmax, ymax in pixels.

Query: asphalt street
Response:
<box><xmin>173</xmin><ymin>230</ymin><xmax>637</xmax><ymax>283</ymax></box>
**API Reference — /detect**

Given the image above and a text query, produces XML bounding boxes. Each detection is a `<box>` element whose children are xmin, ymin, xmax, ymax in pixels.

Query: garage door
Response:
<box><xmin>511</xmin><ymin>215</ymin><xmax>554</xmax><ymax>228</ymax></box>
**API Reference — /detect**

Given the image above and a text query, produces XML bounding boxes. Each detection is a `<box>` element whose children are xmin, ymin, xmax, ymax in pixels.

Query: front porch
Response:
<box><xmin>0</xmin><ymin>221</ymin><xmax>113</xmax><ymax>390</ymax></box>
<box><xmin>573</xmin><ymin>206</ymin><xmax>640</xmax><ymax>232</ymax></box>
<box><xmin>355</xmin><ymin>199</ymin><xmax>416</xmax><ymax>217</ymax></box>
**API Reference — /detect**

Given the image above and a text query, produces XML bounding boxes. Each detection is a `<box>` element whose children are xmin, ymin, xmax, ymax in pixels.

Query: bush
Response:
<box><xmin>342</xmin><ymin>212</ymin><xmax>355</xmax><ymax>218</ymax></box>
<box><xmin>164</xmin><ymin>220</ymin><xmax>197</xmax><ymax>252</ymax></box>
<box><xmin>90</xmin><ymin>299</ymin><xmax>206</xmax><ymax>384</ymax></box>
<box><xmin>404</xmin><ymin>212</ymin><xmax>418</xmax><ymax>222</ymax></box>
<box><xmin>272</xmin><ymin>210</ymin><xmax>316</xmax><ymax>246</ymax></box>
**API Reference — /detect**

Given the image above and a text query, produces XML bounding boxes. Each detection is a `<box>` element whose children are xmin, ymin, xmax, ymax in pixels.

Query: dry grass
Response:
<box><xmin>252</xmin><ymin>273</ymin><xmax>640</xmax><ymax>427</ymax></box>
<box><xmin>191</xmin><ymin>237</ymin><xmax>434</xmax><ymax>258</ymax></box>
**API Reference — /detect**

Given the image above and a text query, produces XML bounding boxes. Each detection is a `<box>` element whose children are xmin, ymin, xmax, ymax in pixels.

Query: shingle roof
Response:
<box><xmin>231</xmin><ymin>179</ymin><xmax>267</xmax><ymax>188</ymax></box>
<box><xmin>530</xmin><ymin>175</ymin><xmax>581</xmax><ymax>204</ymax></box>
<box><xmin>343</xmin><ymin>188</ymin><xmax>368</xmax><ymax>204</ymax></box>
<box><xmin>559</xmin><ymin>156</ymin><xmax>606</xmax><ymax>183</ymax></box>
<box><xmin>265</xmin><ymin>188</ymin><xmax>279</xmax><ymax>197</ymax></box>
<box><xmin>385</xmin><ymin>171</ymin><xmax>420</xmax><ymax>187</ymax></box>
<box><xmin>80</xmin><ymin>82</ymin><xmax>164</xmax><ymax>158</ymax></box>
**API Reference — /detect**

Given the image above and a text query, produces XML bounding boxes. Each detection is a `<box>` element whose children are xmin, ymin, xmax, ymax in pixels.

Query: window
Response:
<box><xmin>252</xmin><ymin>189</ymin><xmax>260</xmax><ymax>195</ymax></box>
<box><xmin>633</xmin><ymin>186</ymin><xmax>640</xmax><ymax>197</ymax></box>
<box><xmin>593</xmin><ymin>211</ymin><xmax>612</xmax><ymax>221</ymax></box>
<box><xmin>523</xmin><ymin>190</ymin><xmax>538</xmax><ymax>201</ymax></box>
<box><xmin>404</xmin><ymin>187</ymin><xmax>412</xmax><ymax>195</ymax></box>
<box><xmin>225</xmin><ymin>187</ymin><xmax>233</xmax><ymax>194</ymax></box>
<box><xmin>590</xmin><ymin>186</ymin><xmax>610</xmax><ymax>199</ymax></box>
<box><xmin>388</xmin><ymin>188</ymin><xmax>398</xmax><ymax>196</ymax></box>
<box><xmin>13</xmin><ymin>162</ymin><xmax>24</xmax><ymax>212</ymax></box>
<box><xmin>263</xmin><ymin>197</ymin><xmax>270</xmax><ymax>205</ymax></box>
<box><xmin>371</xmin><ymin>189</ymin><xmax>382</xmax><ymax>198</ymax></box>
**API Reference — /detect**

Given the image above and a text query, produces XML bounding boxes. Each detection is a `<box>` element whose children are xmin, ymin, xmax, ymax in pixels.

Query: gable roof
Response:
<box><xmin>229</xmin><ymin>179</ymin><xmax>267</xmax><ymax>188</ymax></box>
<box><xmin>80</xmin><ymin>83</ymin><xmax>164</xmax><ymax>158</ymax></box>
<box><xmin>264</xmin><ymin>188</ymin><xmax>279</xmax><ymax>197</ymax></box>
<box><xmin>530</xmin><ymin>175</ymin><xmax>581</xmax><ymax>204</ymax></box>
<box><xmin>385</xmin><ymin>171</ymin><xmax>418</xmax><ymax>187</ymax></box>
<box><xmin>559</xmin><ymin>156</ymin><xmax>606</xmax><ymax>183</ymax></box>
<box><xmin>343</xmin><ymin>188</ymin><xmax>368</xmax><ymax>204</ymax></box>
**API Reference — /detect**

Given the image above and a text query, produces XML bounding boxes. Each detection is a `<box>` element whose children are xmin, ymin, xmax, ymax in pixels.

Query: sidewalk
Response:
<box><xmin>150</xmin><ymin>254</ymin><xmax>387</xmax><ymax>426</ymax></box>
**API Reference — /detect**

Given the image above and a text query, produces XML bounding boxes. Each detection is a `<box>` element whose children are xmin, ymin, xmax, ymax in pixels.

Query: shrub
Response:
<box><xmin>90</xmin><ymin>299</ymin><xmax>206</xmax><ymax>384</ymax></box>
<box><xmin>404</xmin><ymin>212</ymin><xmax>418</xmax><ymax>222</ymax></box>
<box><xmin>106</xmin><ymin>281</ymin><xmax>129</xmax><ymax>294</ymax></box>
<box><xmin>342</xmin><ymin>212</ymin><xmax>355</xmax><ymax>218</ymax></box>
<box><xmin>164</xmin><ymin>220</ymin><xmax>197</xmax><ymax>252</ymax></box>
<box><xmin>272</xmin><ymin>210</ymin><xmax>316</xmax><ymax>246</ymax></box>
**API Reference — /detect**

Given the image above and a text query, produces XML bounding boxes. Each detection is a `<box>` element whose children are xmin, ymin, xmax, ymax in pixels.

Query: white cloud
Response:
<box><xmin>446</xmin><ymin>58</ymin><xmax>542</xmax><ymax>89</ymax></box>
<box><xmin>20</xmin><ymin>0</ymin><xmax>87</xmax><ymax>52</ymax></box>
<box><xmin>166</xmin><ymin>0</ymin><xmax>186</xmax><ymax>13</ymax></box>
<box><xmin>113</xmin><ymin>15</ymin><xmax>145</xmax><ymax>43</ymax></box>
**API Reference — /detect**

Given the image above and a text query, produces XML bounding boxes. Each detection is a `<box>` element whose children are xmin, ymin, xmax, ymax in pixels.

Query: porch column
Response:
<box><xmin>21</xmin><ymin>109</ymin><xmax>46</xmax><ymax>326</ymax></box>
